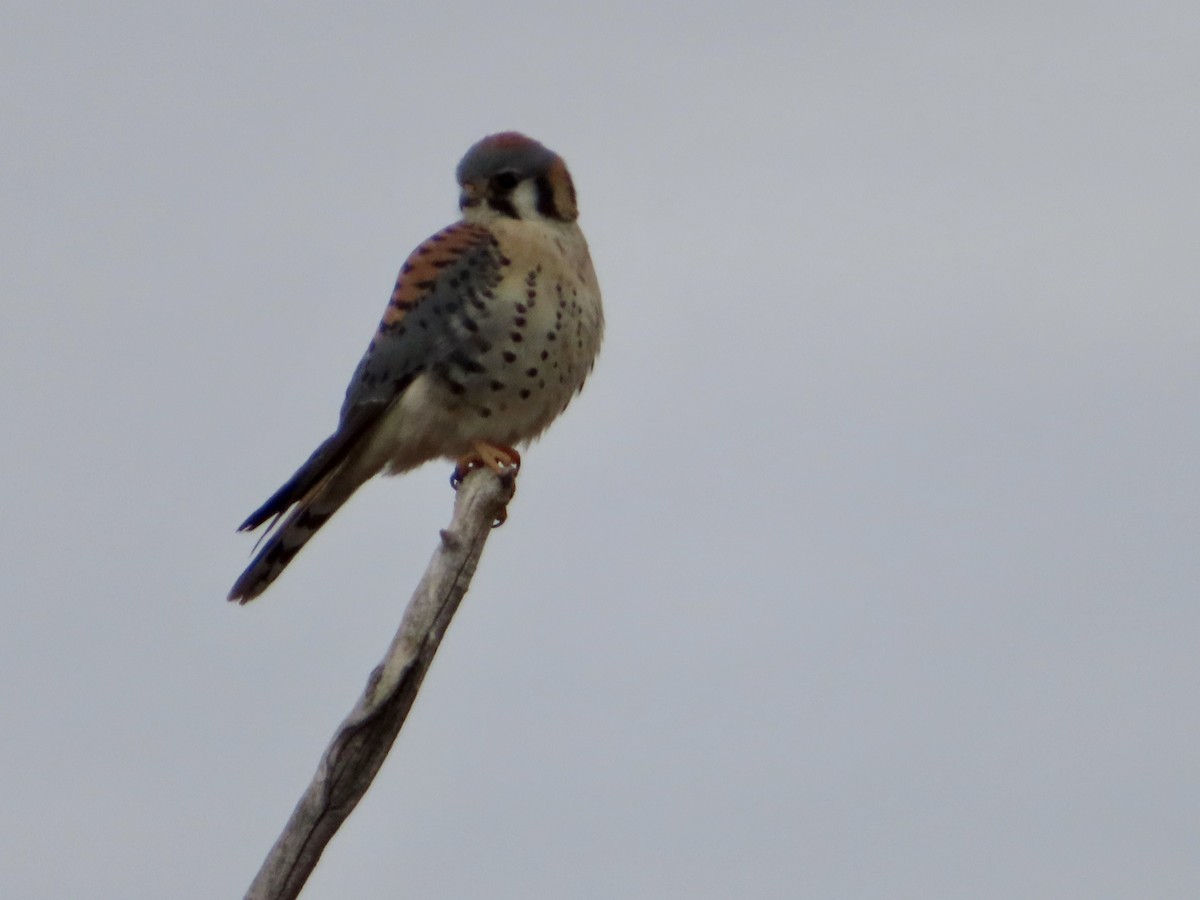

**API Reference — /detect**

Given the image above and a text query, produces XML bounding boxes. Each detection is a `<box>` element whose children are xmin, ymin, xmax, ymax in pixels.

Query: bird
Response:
<box><xmin>228</xmin><ymin>132</ymin><xmax>603</xmax><ymax>603</ymax></box>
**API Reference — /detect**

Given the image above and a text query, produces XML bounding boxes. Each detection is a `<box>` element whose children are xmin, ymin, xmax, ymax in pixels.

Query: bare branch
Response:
<box><xmin>244</xmin><ymin>468</ymin><xmax>515</xmax><ymax>900</ymax></box>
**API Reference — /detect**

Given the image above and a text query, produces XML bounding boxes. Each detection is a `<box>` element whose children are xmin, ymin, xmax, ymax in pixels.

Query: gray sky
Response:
<box><xmin>2</xmin><ymin>3</ymin><xmax>1198</xmax><ymax>898</ymax></box>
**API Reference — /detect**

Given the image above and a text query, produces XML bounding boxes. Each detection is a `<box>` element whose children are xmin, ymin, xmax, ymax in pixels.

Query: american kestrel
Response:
<box><xmin>228</xmin><ymin>132</ymin><xmax>603</xmax><ymax>603</ymax></box>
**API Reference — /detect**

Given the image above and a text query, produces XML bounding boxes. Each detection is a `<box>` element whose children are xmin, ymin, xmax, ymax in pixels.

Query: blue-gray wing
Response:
<box><xmin>237</xmin><ymin>222</ymin><xmax>500</xmax><ymax>532</ymax></box>
<box><xmin>339</xmin><ymin>222</ymin><xmax>501</xmax><ymax>420</ymax></box>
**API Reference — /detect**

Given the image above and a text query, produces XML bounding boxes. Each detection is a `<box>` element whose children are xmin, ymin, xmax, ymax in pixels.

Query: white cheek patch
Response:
<box><xmin>510</xmin><ymin>180</ymin><xmax>540</xmax><ymax>218</ymax></box>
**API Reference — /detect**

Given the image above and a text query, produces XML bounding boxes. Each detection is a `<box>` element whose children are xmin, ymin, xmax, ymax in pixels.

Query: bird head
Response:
<box><xmin>456</xmin><ymin>132</ymin><xmax>579</xmax><ymax>224</ymax></box>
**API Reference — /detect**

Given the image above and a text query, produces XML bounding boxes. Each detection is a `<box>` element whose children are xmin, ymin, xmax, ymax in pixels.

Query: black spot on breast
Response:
<box><xmin>490</xmin><ymin>380</ymin><xmax>505</xmax><ymax>391</ymax></box>
<box><xmin>510</xmin><ymin>332</ymin><xmax>523</xmax><ymax>343</ymax></box>
<box><xmin>514</xmin><ymin>316</ymin><xmax>526</xmax><ymax>327</ymax></box>
<box><xmin>525</xmin><ymin>367</ymin><xmax>538</xmax><ymax>377</ymax></box>
<box><xmin>519</xmin><ymin>389</ymin><xmax>531</xmax><ymax>399</ymax></box>
<box><xmin>540</xmin><ymin>350</ymin><xmax>549</xmax><ymax>361</ymax></box>
<box><xmin>502</xmin><ymin>351</ymin><xmax>517</xmax><ymax>363</ymax></box>
<box><xmin>460</xmin><ymin>316</ymin><xmax>479</xmax><ymax>333</ymax></box>
<box><xmin>478</xmin><ymin>407</ymin><xmax>492</xmax><ymax>418</ymax></box>
<box><xmin>515</xmin><ymin>302</ymin><xmax>527</xmax><ymax>313</ymax></box>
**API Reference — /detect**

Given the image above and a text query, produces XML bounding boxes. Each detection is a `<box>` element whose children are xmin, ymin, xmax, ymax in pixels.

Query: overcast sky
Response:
<box><xmin>2</xmin><ymin>3</ymin><xmax>1198</xmax><ymax>898</ymax></box>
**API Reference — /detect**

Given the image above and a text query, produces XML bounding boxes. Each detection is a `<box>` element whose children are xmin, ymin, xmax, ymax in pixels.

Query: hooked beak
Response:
<box><xmin>458</xmin><ymin>181</ymin><xmax>484</xmax><ymax>210</ymax></box>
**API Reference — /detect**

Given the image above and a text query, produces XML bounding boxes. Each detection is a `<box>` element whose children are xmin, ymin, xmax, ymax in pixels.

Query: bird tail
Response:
<box><xmin>227</xmin><ymin>476</ymin><xmax>356</xmax><ymax>603</ymax></box>
<box><xmin>228</xmin><ymin>427</ymin><xmax>386</xmax><ymax>604</ymax></box>
<box><xmin>229</xmin><ymin>410</ymin><xmax>386</xmax><ymax>603</ymax></box>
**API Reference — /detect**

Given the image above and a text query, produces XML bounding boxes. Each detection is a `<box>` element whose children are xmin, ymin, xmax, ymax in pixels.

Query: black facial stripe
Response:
<box><xmin>534</xmin><ymin>175</ymin><xmax>559</xmax><ymax>220</ymax></box>
<box><xmin>487</xmin><ymin>196</ymin><xmax>519</xmax><ymax>219</ymax></box>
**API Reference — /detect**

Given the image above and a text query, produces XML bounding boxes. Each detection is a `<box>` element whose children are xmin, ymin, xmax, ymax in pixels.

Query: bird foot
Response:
<box><xmin>450</xmin><ymin>442</ymin><xmax>521</xmax><ymax>526</ymax></box>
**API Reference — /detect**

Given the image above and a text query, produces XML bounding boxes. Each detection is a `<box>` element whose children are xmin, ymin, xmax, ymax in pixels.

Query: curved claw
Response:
<box><xmin>451</xmin><ymin>441</ymin><xmax>521</xmax><ymax>491</ymax></box>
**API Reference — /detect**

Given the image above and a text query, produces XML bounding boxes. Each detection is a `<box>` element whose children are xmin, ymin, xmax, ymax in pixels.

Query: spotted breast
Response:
<box><xmin>229</xmin><ymin>132</ymin><xmax>603</xmax><ymax>603</ymax></box>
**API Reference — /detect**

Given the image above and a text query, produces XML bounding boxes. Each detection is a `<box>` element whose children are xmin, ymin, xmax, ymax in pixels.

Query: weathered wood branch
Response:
<box><xmin>244</xmin><ymin>468</ymin><xmax>515</xmax><ymax>900</ymax></box>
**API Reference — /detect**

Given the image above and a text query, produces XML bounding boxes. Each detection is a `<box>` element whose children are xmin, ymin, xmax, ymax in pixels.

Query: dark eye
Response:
<box><xmin>491</xmin><ymin>171</ymin><xmax>520</xmax><ymax>192</ymax></box>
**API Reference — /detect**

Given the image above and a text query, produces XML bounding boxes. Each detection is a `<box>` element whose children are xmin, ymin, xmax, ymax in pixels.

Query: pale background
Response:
<box><xmin>2</xmin><ymin>3</ymin><xmax>1197</xmax><ymax>898</ymax></box>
